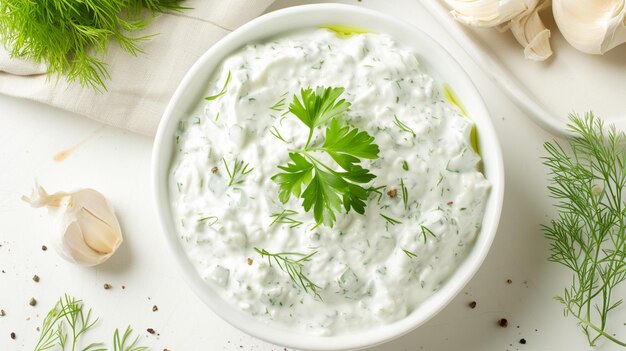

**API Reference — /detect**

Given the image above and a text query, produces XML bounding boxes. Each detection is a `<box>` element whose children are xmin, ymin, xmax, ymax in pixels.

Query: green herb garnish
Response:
<box><xmin>272</xmin><ymin>87</ymin><xmax>380</xmax><ymax>227</ymax></box>
<box><xmin>34</xmin><ymin>294</ymin><xmax>147</xmax><ymax>351</ymax></box>
<box><xmin>255</xmin><ymin>248</ymin><xmax>321</xmax><ymax>299</ymax></box>
<box><xmin>205</xmin><ymin>71</ymin><xmax>231</xmax><ymax>101</ymax></box>
<box><xmin>270</xmin><ymin>92</ymin><xmax>288</xmax><ymax>112</ymax></box>
<box><xmin>269</xmin><ymin>126</ymin><xmax>288</xmax><ymax>143</ymax></box>
<box><xmin>402</xmin><ymin>248</ymin><xmax>417</xmax><ymax>259</ymax></box>
<box><xmin>112</xmin><ymin>326</ymin><xmax>148</xmax><ymax>351</ymax></box>
<box><xmin>420</xmin><ymin>225</ymin><xmax>436</xmax><ymax>242</ymax></box>
<box><xmin>270</xmin><ymin>209</ymin><xmax>303</xmax><ymax>228</ymax></box>
<box><xmin>380</xmin><ymin>213</ymin><xmax>402</xmax><ymax>225</ymax></box>
<box><xmin>0</xmin><ymin>0</ymin><xmax>186</xmax><ymax>91</ymax></box>
<box><xmin>400</xmin><ymin>178</ymin><xmax>408</xmax><ymax>210</ymax></box>
<box><xmin>197</xmin><ymin>215</ymin><xmax>218</xmax><ymax>225</ymax></box>
<box><xmin>289</xmin><ymin>86</ymin><xmax>351</xmax><ymax>148</ymax></box>
<box><xmin>223</xmin><ymin>158</ymin><xmax>253</xmax><ymax>187</ymax></box>
<box><xmin>543</xmin><ymin>113</ymin><xmax>626</xmax><ymax>347</ymax></box>
<box><xmin>393</xmin><ymin>115</ymin><xmax>416</xmax><ymax>138</ymax></box>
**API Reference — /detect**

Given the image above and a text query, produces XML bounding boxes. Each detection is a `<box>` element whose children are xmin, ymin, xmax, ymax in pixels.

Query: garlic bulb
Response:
<box><xmin>446</xmin><ymin>0</ymin><xmax>528</xmax><ymax>27</ymax></box>
<box><xmin>22</xmin><ymin>184</ymin><xmax>123</xmax><ymax>266</ymax></box>
<box><xmin>553</xmin><ymin>0</ymin><xmax>626</xmax><ymax>54</ymax></box>
<box><xmin>446</xmin><ymin>0</ymin><xmax>553</xmax><ymax>61</ymax></box>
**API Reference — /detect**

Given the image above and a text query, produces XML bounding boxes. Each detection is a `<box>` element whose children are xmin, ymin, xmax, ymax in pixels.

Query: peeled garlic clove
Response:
<box><xmin>445</xmin><ymin>0</ymin><xmax>528</xmax><ymax>27</ymax></box>
<box><xmin>509</xmin><ymin>1</ymin><xmax>553</xmax><ymax>61</ymax></box>
<box><xmin>22</xmin><ymin>184</ymin><xmax>123</xmax><ymax>266</ymax></box>
<box><xmin>553</xmin><ymin>0</ymin><xmax>626</xmax><ymax>54</ymax></box>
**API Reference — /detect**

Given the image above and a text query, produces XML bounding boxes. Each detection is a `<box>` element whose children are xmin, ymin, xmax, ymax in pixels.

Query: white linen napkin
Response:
<box><xmin>0</xmin><ymin>0</ymin><xmax>274</xmax><ymax>136</ymax></box>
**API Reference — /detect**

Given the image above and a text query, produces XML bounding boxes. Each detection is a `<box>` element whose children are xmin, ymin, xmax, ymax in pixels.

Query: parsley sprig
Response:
<box><xmin>271</xmin><ymin>87</ymin><xmax>380</xmax><ymax>227</ymax></box>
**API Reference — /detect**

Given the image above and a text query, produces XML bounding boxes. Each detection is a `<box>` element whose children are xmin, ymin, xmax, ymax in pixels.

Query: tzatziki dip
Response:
<box><xmin>170</xmin><ymin>28</ymin><xmax>491</xmax><ymax>335</ymax></box>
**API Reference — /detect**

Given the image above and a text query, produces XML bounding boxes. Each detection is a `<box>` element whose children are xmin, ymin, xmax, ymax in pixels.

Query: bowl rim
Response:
<box><xmin>152</xmin><ymin>3</ymin><xmax>505</xmax><ymax>350</ymax></box>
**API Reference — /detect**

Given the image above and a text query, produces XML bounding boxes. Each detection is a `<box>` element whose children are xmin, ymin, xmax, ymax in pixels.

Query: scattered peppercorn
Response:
<box><xmin>41</xmin><ymin>245</ymin><xmax>48</xmax><ymax>251</ymax></box>
<box><xmin>152</xmin><ymin>305</ymin><xmax>158</xmax><ymax>312</ymax></box>
<box><xmin>387</xmin><ymin>188</ymin><xmax>397</xmax><ymax>198</ymax></box>
<box><xmin>147</xmin><ymin>328</ymin><xmax>156</xmax><ymax>334</ymax></box>
<box><xmin>0</xmin><ymin>309</ymin><xmax>5</xmax><ymax>316</ymax></box>
<box><xmin>29</xmin><ymin>297</ymin><xmax>37</xmax><ymax>306</ymax></box>
<box><xmin>10</xmin><ymin>332</ymin><xmax>16</xmax><ymax>340</ymax></box>
<box><xmin>520</xmin><ymin>338</ymin><xmax>527</xmax><ymax>344</ymax></box>
<box><xmin>122</xmin><ymin>285</ymin><xmax>126</xmax><ymax>289</ymax></box>
<box><xmin>247</xmin><ymin>258</ymin><xmax>253</xmax><ymax>265</ymax></box>
<box><xmin>103</xmin><ymin>283</ymin><xmax>112</xmax><ymax>290</ymax></box>
<box><xmin>33</xmin><ymin>274</ymin><xmax>40</xmax><ymax>283</ymax></box>
<box><xmin>468</xmin><ymin>301</ymin><xmax>477</xmax><ymax>309</ymax></box>
<box><xmin>498</xmin><ymin>318</ymin><xmax>508</xmax><ymax>328</ymax></box>
<box><xmin>506</xmin><ymin>279</ymin><xmax>512</xmax><ymax>284</ymax></box>
<box><xmin>211</xmin><ymin>166</ymin><xmax>219</xmax><ymax>173</ymax></box>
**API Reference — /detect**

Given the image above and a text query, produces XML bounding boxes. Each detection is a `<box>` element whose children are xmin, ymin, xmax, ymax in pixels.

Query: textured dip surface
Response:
<box><xmin>170</xmin><ymin>28</ymin><xmax>491</xmax><ymax>335</ymax></box>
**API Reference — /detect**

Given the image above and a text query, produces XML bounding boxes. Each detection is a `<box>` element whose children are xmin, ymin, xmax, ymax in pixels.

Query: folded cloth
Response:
<box><xmin>0</xmin><ymin>0</ymin><xmax>274</xmax><ymax>136</ymax></box>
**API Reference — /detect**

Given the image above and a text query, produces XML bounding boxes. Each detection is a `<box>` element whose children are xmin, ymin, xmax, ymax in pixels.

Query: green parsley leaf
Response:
<box><xmin>272</xmin><ymin>86</ymin><xmax>379</xmax><ymax>227</ymax></box>
<box><xmin>323</xmin><ymin>118</ymin><xmax>380</xmax><ymax>171</ymax></box>
<box><xmin>272</xmin><ymin>153</ymin><xmax>314</xmax><ymax>203</ymax></box>
<box><xmin>289</xmin><ymin>86</ymin><xmax>351</xmax><ymax>147</ymax></box>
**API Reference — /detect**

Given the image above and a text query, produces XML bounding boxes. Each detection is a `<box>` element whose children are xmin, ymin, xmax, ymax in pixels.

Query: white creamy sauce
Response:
<box><xmin>170</xmin><ymin>28</ymin><xmax>491</xmax><ymax>335</ymax></box>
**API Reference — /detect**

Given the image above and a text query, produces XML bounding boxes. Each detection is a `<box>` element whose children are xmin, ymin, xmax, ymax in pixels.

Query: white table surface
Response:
<box><xmin>0</xmin><ymin>1</ymin><xmax>619</xmax><ymax>350</ymax></box>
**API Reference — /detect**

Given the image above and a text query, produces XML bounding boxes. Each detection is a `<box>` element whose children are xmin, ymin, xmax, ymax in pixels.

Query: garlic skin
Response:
<box><xmin>509</xmin><ymin>0</ymin><xmax>553</xmax><ymax>60</ymax></box>
<box><xmin>553</xmin><ymin>0</ymin><xmax>626</xmax><ymax>54</ymax></box>
<box><xmin>22</xmin><ymin>184</ymin><xmax>123</xmax><ymax>266</ymax></box>
<box><xmin>446</xmin><ymin>0</ymin><xmax>553</xmax><ymax>61</ymax></box>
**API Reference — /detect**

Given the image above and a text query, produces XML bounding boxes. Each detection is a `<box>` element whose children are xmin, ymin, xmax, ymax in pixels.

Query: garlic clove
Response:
<box><xmin>22</xmin><ymin>183</ymin><xmax>123</xmax><ymax>266</ymax></box>
<box><xmin>76</xmin><ymin>207</ymin><xmax>121</xmax><ymax>255</ymax></box>
<box><xmin>69</xmin><ymin>189</ymin><xmax>121</xmax><ymax>232</ymax></box>
<box><xmin>553</xmin><ymin>0</ymin><xmax>626</xmax><ymax>54</ymax></box>
<box><xmin>445</xmin><ymin>0</ymin><xmax>553</xmax><ymax>60</ymax></box>
<box><xmin>445</xmin><ymin>0</ymin><xmax>528</xmax><ymax>27</ymax></box>
<box><xmin>509</xmin><ymin>1</ymin><xmax>553</xmax><ymax>61</ymax></box>
<box><xmin>59</xmin><ymin>218</ymin><xmax>113</xmax><ymax>266</ymax></box>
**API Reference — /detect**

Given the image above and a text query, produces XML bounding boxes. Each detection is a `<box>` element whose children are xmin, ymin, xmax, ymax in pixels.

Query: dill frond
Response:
<box><xmin>0</xmin><ymin>0</ymin><xmax>186</xmax><ymax>91</ymax></box>
<box><xmin>255</xmin><ymin>248</ymin><xmax>321</xmax><ymax>299</ymax></box>
<box><xmin>543</xmin><ymin>112</ymin><xmax>626</xmax><ymax>347</ymax></box>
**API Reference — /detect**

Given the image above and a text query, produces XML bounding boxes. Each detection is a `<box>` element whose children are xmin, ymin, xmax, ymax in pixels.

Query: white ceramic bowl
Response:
<box><xmin>152</xmin><ymin>4</ymin><xmax>504</xmax><ymax>350</ymax></box>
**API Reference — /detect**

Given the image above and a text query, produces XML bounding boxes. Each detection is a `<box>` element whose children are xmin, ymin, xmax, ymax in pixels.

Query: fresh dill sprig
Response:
<box><xmin>197</xmin><ymin>215</ymin><xmax>218</xmax><ymax>225</ymax></box>
<box><xmin>272</xmin><ymin>86</ymin><xmax>380</xmax><ymax>227</ymax></box>
<box><xmin>34</xmin><ymin>294</ymin><xmax>147</xmax><ymax>351</ymax></box>
<box><xmin>420</xmin><ymin>225</ymin><xmax>436</xmax><ymax>242</ymax></box>
<box><xmin>223</xmin><ymin>158</ymin><xmax>253</xmax><ymax>187</ymax></box>
<box><xmin>402</xmin><ymin>248</ymin><xmax>417</xmax><ymax>259</ymax></box>
<box><xmin>400</xmin><ymin>178</ymin><xmax>408</xmax><ymax>210</ymax></box>
<box><xmin>369</xmin><ymin>185</ymin><xmax>387</xmax><ymax>203</ymax></box>
<box><xmin>112</xmin><ymin>326</ymin><xmax>148</xmax><ymax>351</ymax></box>
<box><xmin>380</xmin><ymin>213</ymin><xmax>402</xmax><ymax>225</ymax></box>
<box><xmin>543</xmin><ymin>113</ymin><xmax>626</xmax><ymax>347</ymax></box>
<box><xmin>393</xmin><ymin>115</ymin><xmax>416</xmax><ymax>137</ymax></box>
<box><xmin>270</xmin><ymin>209</ymin><xmax>303</xmax><ymax>228</ymax></box>
<box><xmin>255</xmin><ymin>248</ymin><xmax>321</xmax><ymax>299</ymax></box>
<box><xmin>205</xmin><ymin>71</ymin><xmax>231</xmax><ymax>101</ymax></box>
<box><xmin>270</xmin><ymin>92</ymin><xmax>288</xmax><ymax>111</ymax></box>
<box><xmin>269</xmin><ymin>126</ymin><xmax>288</xmax><ymax>143</ymax></box>
<box><xmin>0</xmin><ymin>0</ymin><xmax>186</xmax><ymax>91</ymax></box>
